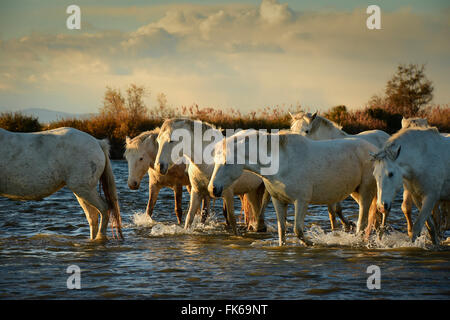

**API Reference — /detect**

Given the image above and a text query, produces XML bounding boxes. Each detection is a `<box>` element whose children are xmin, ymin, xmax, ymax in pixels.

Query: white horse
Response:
<box><xmin>399</xmin><ymin>118</ymin><xmax>450</xmax><ymax>237</ymax></box>
<box><xmin>393</xmin><ymin>116</ymin><xmax>450</xmax><ymax>237</ymax></box>
<box><xmin>402</xmin><ymin>116</ymin><xmax>450</xmax><ymax>137</ymax></box>
<box><xmin>290</xmin><ymin>112</ymin><xmax>390</xmax><ymax>234</ymax></box>
<box><xmin>290</xmin><ymin>112</ymin><xmax>389</xmax><ymax>147</ymax></box>
<box><xmin>125</xmin><ymin>128</ymin><xmax>192</xmax><ymax>224</ymax></box>
<box><xmin>370</xmin><ymin>127</ymin><xmax>450</xmax><ymax>245</ymax></box>
<box><xmin>154</xmin><ymin>118</ymin><xmax>268</xmax><ymax>233</ymax></box>
<box><xmin>208</xmin><ymin>131</ymin><xmax>378</xmax><ymax>246</ymax></box>
<box><xmin>0</xmin><ymin>127</ymin><xmax>122</xmax><ymax>240</ymax></box>
<box><xmin>401</xmin><ymin>117</ymin><xmax>429</xmax><ymax>129</ymax></box>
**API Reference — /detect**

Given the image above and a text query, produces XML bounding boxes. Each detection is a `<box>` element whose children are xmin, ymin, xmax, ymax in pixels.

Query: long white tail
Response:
<box><xmin>98</xmin><ymin>139</ymin><xmax>123</xmax><ymax>239</ymax></box>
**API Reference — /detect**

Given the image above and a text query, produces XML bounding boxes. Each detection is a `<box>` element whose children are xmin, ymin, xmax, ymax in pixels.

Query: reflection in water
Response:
<box><xmin>0</xmin><ymin>161</ymin><xmax>449</xmax><ymax>299</ymax></box>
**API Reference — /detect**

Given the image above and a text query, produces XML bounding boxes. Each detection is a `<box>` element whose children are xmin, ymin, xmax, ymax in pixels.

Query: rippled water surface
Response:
<box><xmin>1</xmin><ymin>161</ymin><xmax>449</xmax><ymax>299</ymax></box>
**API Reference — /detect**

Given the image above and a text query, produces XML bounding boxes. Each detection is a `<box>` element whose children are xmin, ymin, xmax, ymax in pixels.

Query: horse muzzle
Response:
<box><xmin>211</xmin><ymin>185</ymin><xmax>223</xmax><ymax>198</ymax></box>
<box><xmin>378</xmin><ymin>202</ymin><xmax>391</xmax><ymax>214</ymax></box>
<box><xmin>128</xmin><ymin>181</ymin><xmax>140</xmax><ymax>190</ymax></box>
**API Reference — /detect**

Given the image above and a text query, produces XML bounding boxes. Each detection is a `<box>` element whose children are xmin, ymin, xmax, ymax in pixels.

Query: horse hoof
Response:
<box><xmin>94</xmin><ymin>235</ymin><xmax>108</xmax><ymax>242</ymax></box>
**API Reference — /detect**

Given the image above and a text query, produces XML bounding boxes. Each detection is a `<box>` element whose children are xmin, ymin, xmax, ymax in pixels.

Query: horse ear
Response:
<box><xmin>311</xmin><ymin>111</ymin><xmax>318</xmax><ymax>121</ymax></box>
<box><xmin>125</xmin><ymin>136</ymin><xmax>131</xmax><ymax>144</ymax></box>
<box><xmin>401</xmin><ymin>118</ymin><xmax>406</xmax><ymax>128</ymax></box>
<box><xmin>288</xmin><ymin>112</ymin><xmax>295</xmax><ymax>121</ymax></box>
<box><xmin>394</xmin><ymin>145</ymin><xmax>401</xmax><ymax>160</ymax></box>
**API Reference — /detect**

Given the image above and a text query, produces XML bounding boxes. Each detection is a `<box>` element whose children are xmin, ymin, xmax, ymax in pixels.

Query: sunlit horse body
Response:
<box><xmin>290</xmin><ymin>112</ymin><xmax>390</xmax><ymax>233</ymax></box>
<box><xmin>125</xmin><ymin>128</ymin><xmax>192</xmax><ymax>224</ymax></box>
<box><xmin>0</xmin><ymin>127</ymin><xmax>122</xmax><ymax>240</ymax></box>
<box><xmin>154</xmin><ymin>118</ymin><xmax>268</xmax><ymax>233</ymax></box>
<box><xmin>371</xmin><ymin>127</ymin><xmax>450</xmax><ymax>245</ymax></box>
<box><xmin>209</xmin><ymin>130</ymin><xmax>378</xmax><ymax>246</ymax></box>
<box><xmin>399</xmin><ymin>117</ymin><xmax>450</xmax><ymax>236</ymax></box>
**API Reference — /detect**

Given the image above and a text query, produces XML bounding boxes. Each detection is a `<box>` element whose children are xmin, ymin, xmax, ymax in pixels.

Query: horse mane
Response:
<box><xmin>161</xmin><ymin>117</ymin><xmax>217</xmax><ymax>134</ymax></box>
<box><xmin>371</xmin><ymin>127</ymin><xmax>440</xmax><ymax>162</ymax></box>
<box><xmin>388</xmin><ymin>126</ymin><xmax>440</xmax><ymax>145</ymax></box>
<box><xmin>311</xmin><ymin>115</ymin><xmax>343</xmax><ymax>132</ymax></box>
<box><xmin>124</xmin><ymin>127</ymin><xmax>160</xmax><ymax>155</ymax></box>
<box><xmin>290</xmin><ymin>112</ymin><xmax>343</xmax><ymax>133</ymax></box>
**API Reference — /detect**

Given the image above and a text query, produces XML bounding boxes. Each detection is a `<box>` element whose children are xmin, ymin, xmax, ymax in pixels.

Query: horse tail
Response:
<box><xmin>98</xmin><ymin>139</ymin><xmax>123</xmax><ymax>240</ymax></box>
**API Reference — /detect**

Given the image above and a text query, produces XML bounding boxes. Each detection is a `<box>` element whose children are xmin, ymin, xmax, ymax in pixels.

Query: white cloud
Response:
<box><xmin>260</xmin><ymin>0</ymin><xmax>293</xmax><ymax>24</ymax></box>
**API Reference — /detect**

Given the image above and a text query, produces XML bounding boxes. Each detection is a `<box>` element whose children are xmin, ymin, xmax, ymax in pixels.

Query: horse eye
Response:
<box><xmin>139</xmin><ymin>157</ymin><xmax>143</xmax><ymax>161</ymax></box>
<box><xmin>305</xmin><ymin>130</ymin><xmax>309</xmax><ymax>134</ymax></box>
<box><xmin>388</xmin><ymin>172</ymin><xmax>393</xmax><ymax>178</ymax></box>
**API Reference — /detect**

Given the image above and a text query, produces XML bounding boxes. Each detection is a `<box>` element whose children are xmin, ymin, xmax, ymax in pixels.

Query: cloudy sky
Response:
<box><xmin>0</xmin><ymin>0</ymin><xmax>449</xmax><ymax>114</ymax></box>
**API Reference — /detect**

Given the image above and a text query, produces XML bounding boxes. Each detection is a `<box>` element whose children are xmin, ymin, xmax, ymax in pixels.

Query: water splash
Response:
<box><xmin>150</xmin><ymin>223</ymin><xmax>188</xmax><ymax>236</ymax></box>
<box><xmin>251</xmin><ymin>225</ymin><xmax>433</xmax><ymax>249</ymax></box>
<box><xmin>131</xmin><ymin>212</ymin><xmax>156</xmax><ymax>227</ymax></box>
<box><xmin>131</xmin><ymin>210</ymin><xmax>227</xmax><ymax>236</ymax></box>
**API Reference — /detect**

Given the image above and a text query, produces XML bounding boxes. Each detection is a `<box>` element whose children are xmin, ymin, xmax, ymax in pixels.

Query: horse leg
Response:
<box><xmin>401</xmin><ymin>188</ymin><xmax>414</xmax><ymax>238</ymax></box>
<box><xmin>256</xmin><ymin>188</ymin><xmax>270</xmax><ymax>232</ymax></box>
<box><xmin>75</xmin><ymin>195</ymin><xmax>99</xmax><ymax>240</ymax></box>
<box><xmin>201</xmin><ymin>196</ymin><xmax>210</xmax><ymax>223</ymax></box>
<box><xmin>294</xmin><ymin>199</ymin><xmax>312</xmax><ymax>246</ymax></box>
<box><xmin>352</xmin><ymin>169</ymin><xmax>377</xmax><ymax>235</ymax></box>
<box><xmin>364</xmin><ymin>197</ymin><xmax>378</xmax><ymax>241</ymax></box>
<box><xmin>425</xmin><ymin>213</ymin><xmax>440</xmax><ymax>245</ymax></box>
<box><xmin>145</xmin><ymin>184</ymin><xmax>161</xmax><ymax>218</ymax></box>
<box><xmin>73</xmin><ymin>188</ymin><xmax>109</xmax><ymax>240</ymax></box>
<box><xmin>327</xmin><ymin>204</ymin><xmax>338</xmax><ymax>231</ymax></box>
<box><xmin>244</xmin><ymin>190</ymin><xmax>259</xmax><ymax>231</ymax></box>
<box><xmin>272</xmin><ymin>197</ymin><xmax>287</xmax><ymax>246</ymax></box>
<box><xmin>335</xmin><ymin>202</ymin><xmax>356</xmax><ymax>231</ymax></box>
<box><xmin>256</xmin><ymin>187</ymin><xmax>269</xmax><ymax>233</ymax></box>
<box><xmin>223</xmin><ymin>189</ymin><xmax>237</xmax><ymax>235</ymax></box>
<box><xmin>237</xmin><ymin>195</ymin><xmax>245</xmax><ymax>224</ymax></box>
<box><xmin>184</xmin><ymin>190</ymin><xmax>202</xmax><ymax>229</ymax></box>
<box><xmin>412</xmin><ymin>195</ymin><xmax>438</xmax><ymax>243</ymax></box>
<box><xmin>245</xmin><ymin>185</ymin><xmax>268</xmax><ymax>232</ymax></box>
<box><xmin>174</xmin><ymin>184</ymin><xmax>183</xmax><ymax>224</ymax></box>
<box><xmin>408</xmin><ymin>193</ymin><xmax>440</xmax><ymax>243</ymax></box>
<box><xmin>222</xmin><ymin>201</ymin><xmax>230</xmax><ymax>225</ymax></box>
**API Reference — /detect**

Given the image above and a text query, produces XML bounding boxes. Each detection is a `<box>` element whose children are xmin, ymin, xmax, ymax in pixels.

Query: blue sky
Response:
<box><xmin>0</xmin><ymin>0</ymin><xmax>449</xmax><ymax>114</ymax></box>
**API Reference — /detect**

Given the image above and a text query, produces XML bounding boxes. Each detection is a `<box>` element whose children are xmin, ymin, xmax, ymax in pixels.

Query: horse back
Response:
<box><xmin>0</xmin><ymin>128</ymin><xmax>105</xmax><ymax>199</ymax></box>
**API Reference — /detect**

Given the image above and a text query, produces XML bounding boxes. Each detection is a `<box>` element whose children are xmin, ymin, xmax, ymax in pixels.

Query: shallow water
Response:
<box><xmin>0</xmin><ymin>161</ymin><xmax>449</xmax><ymax>299</ymax></box>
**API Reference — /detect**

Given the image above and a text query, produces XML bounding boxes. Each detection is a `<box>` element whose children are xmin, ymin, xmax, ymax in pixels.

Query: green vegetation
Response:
<box><xmin>1</xmin><ymin>64</ymin><xmax>448</xmax><ymax>159</ymax></box>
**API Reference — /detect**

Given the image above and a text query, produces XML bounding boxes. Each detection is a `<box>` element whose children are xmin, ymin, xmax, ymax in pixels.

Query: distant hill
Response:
<box><xmin>0</xmin><ymin>107</ymin><xmax>94</xmax><ymax>123</ymax></box>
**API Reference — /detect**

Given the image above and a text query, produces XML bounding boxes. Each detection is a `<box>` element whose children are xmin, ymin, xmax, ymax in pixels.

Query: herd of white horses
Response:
<box><xmin>0</xmin><ymin>113</ymin><xmax>448</xmax><ymax>246</ymax></box>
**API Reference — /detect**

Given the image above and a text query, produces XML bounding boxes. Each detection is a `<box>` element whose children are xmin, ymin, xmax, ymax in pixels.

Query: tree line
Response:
<box><xmin>1</xmin><ymin>64</ymin><xmax>448</xmax><ymax>159</ymax></box>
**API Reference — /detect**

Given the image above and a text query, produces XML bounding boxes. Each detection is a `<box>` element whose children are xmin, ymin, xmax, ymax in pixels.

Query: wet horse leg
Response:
<box><xmin>174</xmin><ymin>184</ymin><xmax>183</xmax><ymax>224</ymax></box>
<box><xmin>272</xmin><ymin>197</ymin><xmax>287</xmax><ymax>246</ymax></box>
<box><xmin>73</xmin><ymin>187</ymin><xmax>109</xmax><ymax>240</ymax></box>
<box><xmin>401</xmin><ymin>188</ymin><xmax>414</xmax><ymax>238</ymax></box>
<box><xmin>294</xmin><ymin>199</ymin><xmax>313</xmax><ymax>246</ymax></box>
<box><xmin>184</xmin><ymin>190</ymin><xmax>202</xmax><ymax>229</ymax></box>
<box><xmin>145</xmin><ymin>184</ymin><xmax>161</xmax><ymax>218</ymax></box>
<box><xmin>75</xmin><ymin>194</ymin><xmax>99</xmax><ymax>240</ymax></box>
